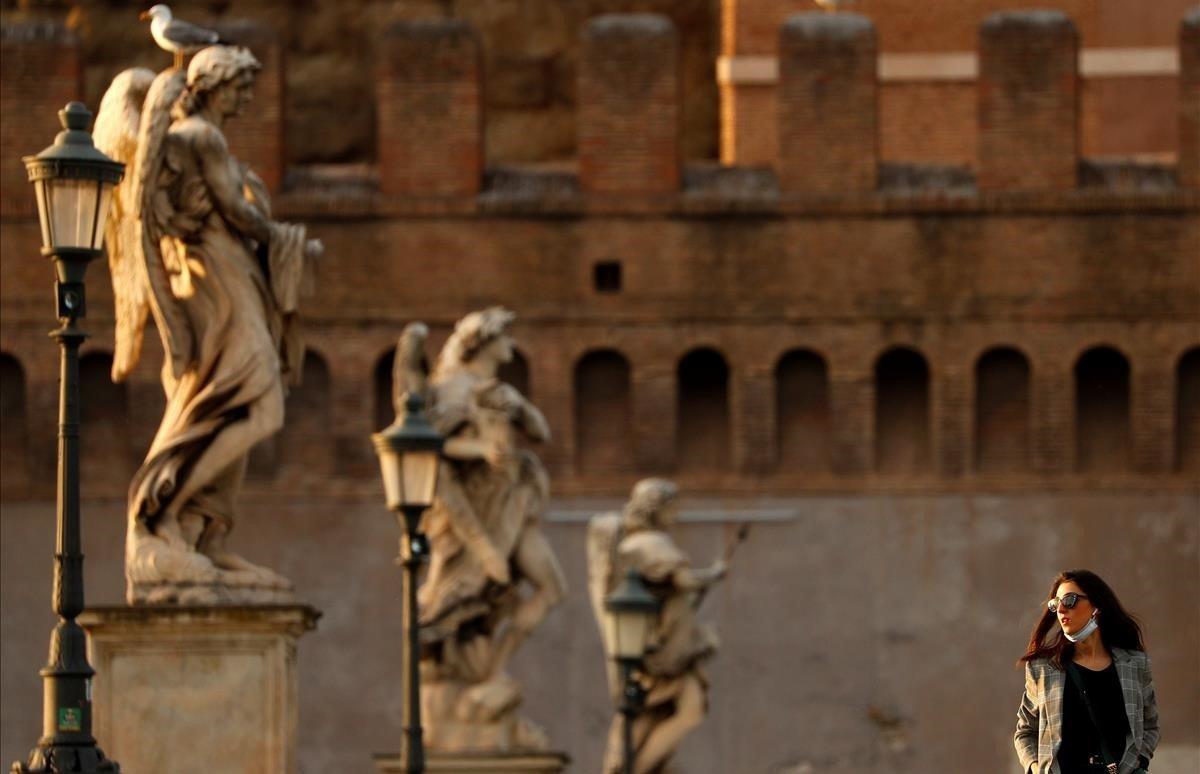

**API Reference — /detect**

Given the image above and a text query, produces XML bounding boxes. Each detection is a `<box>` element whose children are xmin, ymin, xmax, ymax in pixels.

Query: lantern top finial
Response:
<box><xmin>59</xmin><ymin>101</ymin><xmax>91</xmax><ymax>132</ymax></box>
<box><xmin>24</xmin><ymin>101</ymin><xmax>124</xmax><ymax>186</ymax></box>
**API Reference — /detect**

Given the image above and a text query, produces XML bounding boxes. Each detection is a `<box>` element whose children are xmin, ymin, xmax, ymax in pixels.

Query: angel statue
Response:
<box><xmin>587</xmin><ymin>479</ymin><xmax>732</xmax><ymax>774</ymax></box>
<box><xmin>93</xmin><ymin>45</ymin><xmax>322</xmax><ymax>605</ymax></box>
<box><xmin>392</xmin><ymin>308</ymin><xmax>567</xmax><ymax>752</ymax></box>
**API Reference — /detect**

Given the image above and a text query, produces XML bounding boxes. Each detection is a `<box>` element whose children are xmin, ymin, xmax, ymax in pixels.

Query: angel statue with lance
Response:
<box><xmin>588</xmin><ymin>479</ymin><xmax>744</xmax><ymax>774</ymax></box>
<box><xmin>93</xmin><ymin>45</ymin><xmax>322</xmax><ymax>605</ymax></box>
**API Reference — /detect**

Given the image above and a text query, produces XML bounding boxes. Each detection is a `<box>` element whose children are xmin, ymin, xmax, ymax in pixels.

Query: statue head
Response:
<box><xmin>177</xmin><ymin>45</ymin><xmax>262</xmax><ymax>119</ymax></box>
<box><xmin>623</xmin><ymin>478</ymin><xmax>679</xmax><ymax>532</ymax></box>
<box><xmin>434</xmin><ymin>307</ymin><xmax>516</xmax><ymax>378</ymax></box>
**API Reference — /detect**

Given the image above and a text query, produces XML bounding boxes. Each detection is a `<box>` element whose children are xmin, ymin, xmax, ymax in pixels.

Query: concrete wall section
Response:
<box><xmin>2</xmin><ymin>493</ymin><xmax>1196</xmax><ymax>772</ymax></box>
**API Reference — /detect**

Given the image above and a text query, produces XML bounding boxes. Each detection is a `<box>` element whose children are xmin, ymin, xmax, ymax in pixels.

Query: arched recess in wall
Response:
<box><xmin>279</xmin><ymin>351</ymin><xmax>333</xmax><ymax>478</ymax></box>
<box><xmin>374</xmin><ymin>348</ymin><xmax>396</xmax><ymax>432</ymax></box>
<box><xmin>875</xmin><ymin>347</ymin><xmax>931</xmax><ymax>473</ymax></box>
<box><xmin>79</xmin><ymin>351</ymin><xmax>132</xmax><ymax>491</ymax></box>
<box><xmin>499</xmin><ymin>349</ymin><xmax>530</xmax><ymax>399</ymax></box>
<box><xmin>0</xmin><ymin>353</ymin><xmax>29</xmax><ymax>489</ymax></box>
<box><xmin>1075</xmin><ymin>346</ymin><xmax>1131</xmax><ymax>473</ymax></box>
<box><xmin>774</xmin><ymin>349</ymin><xmax>830</xmax><ymax>472</ymax></box>
<box><xmin>677</xmin><ymin>348</ymin><xmax>731</xmax><ymax>471</ymax></box>
<box><xmin>574</xmin><ymin>349</ymin><xmax>633</xmax><ymax>475</ymax></box>
<box><xmin>1176</xmin><ymin>347</ymin><xmax>1200</xmax><ymax>473</ymax></box>
<box><xmin>974</xmin><ymin>347</ymin><xmax>1031</xmax><ymax>473</ymax></box>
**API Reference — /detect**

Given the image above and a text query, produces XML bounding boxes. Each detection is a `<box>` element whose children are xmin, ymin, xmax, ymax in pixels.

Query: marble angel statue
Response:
<box><xmin>587</xmin><ymin>479</ymin><xmax>730</xmax><ymax>774</ymax></box>
<box><xmin>392</xmin><ymin>308</ymin><xmax>566</xmax><ymax>751</ymax></box>
<box><xmin>93</xmin><ymin>45</ymin><xmax>322</xmax><ymax>605</ymax></box>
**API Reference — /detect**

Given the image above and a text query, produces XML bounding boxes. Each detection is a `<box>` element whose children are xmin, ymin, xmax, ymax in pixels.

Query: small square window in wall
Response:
<box><xmin>594</xmin><ymin>261</ymin><xmax>621</xmax><ymax>293</ymax></box>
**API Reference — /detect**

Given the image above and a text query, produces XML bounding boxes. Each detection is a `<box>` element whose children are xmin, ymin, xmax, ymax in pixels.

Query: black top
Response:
<box><xmin>1059</xmin><ymin>661</ymin><xmax>1130</xmax><ymax>773</ymax></box>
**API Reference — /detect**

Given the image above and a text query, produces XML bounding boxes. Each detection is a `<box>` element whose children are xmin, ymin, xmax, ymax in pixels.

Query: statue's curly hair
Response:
<box><xmin>622</xmin><ymin>478</ymin><xmax>679</xmax><ymax>532</ymax></box>
<box><xmin>433</xmin><ymin>307</ymin><xmax>516</xmax><ymax>378</ymax></box>
<box><xmin>175</xmin><ymin>45</ymin><xmax>261</xmax><ymax>117</ymax></box>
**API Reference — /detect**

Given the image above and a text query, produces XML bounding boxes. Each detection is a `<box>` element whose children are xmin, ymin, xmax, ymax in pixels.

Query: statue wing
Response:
<box><xmin>586</xmin><ymin>511</ymin><xmax>624</xmax><ymax>700</ymax></box>
<box><xmin>94</xmin><ymin>68</ymin><xmax>155</xmax><ymax>382</ymax></box>
<box><xmin>393</xmin><ymin>321</ymin><xmax>430</xmax><ymax>413</ymax></box>
<box><xmin>131</xmin><ymin>68</ymin><xmax>194</xmax><ymax>381</ymax></box>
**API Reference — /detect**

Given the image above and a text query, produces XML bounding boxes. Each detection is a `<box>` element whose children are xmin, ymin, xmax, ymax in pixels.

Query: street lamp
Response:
<box><xmin>605</xmin><ymin>569</ymin><xmax>661</xmax><ymax>774</ymax></box>
<box><xmin>372</xmin><ymin>391</ymin><xmax>444</xmax><ymax>774</ymax></box>
<box><xmin>12</xmin><ymin>102</ymin><xmax>123</xmax><ymax>774</ymax></box>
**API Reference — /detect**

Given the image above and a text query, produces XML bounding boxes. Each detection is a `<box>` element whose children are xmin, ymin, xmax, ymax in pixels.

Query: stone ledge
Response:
<box><xmin>373</xmin><ymin>751</ymin><xmax>569</xmax><ymax>773</ymax></box>
<box><xmin>80</xmin><ymin>604</ymin><xmax>321</xmax><ymax>637</ymax></box>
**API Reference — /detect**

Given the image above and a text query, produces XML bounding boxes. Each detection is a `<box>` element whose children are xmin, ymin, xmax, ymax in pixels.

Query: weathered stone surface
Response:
<box><xmin>6</xmin><ymin>0</ymin><xmax>716</xmax><ymax>165</ymax></box>
<box><xmin>374</xmin><ymin>750</ymin><xmax>569</xmax><ymax>773</ymax></box>
<box><xmin>90</xmin><ymin>50</ymin><xmax>323</xmax><ymax>602</ymax></box>
<box><xmin>79</xmin><ymin>605</ymin><xmax>319</xmax><ymax>774</ymax></box>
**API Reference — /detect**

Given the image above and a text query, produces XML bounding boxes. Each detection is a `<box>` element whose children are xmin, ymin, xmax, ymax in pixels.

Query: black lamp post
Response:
<box><xmin>12</xmin><ymin>103</ymin><xmax>123</xmax><ymax>774</ymax></box>
<box><xmin>605</xmin><ymin>569</ymin><xmax>661</xmax><ymax>774</ymax></box>
<box><xmin>372</xmin><ymin>391</ymin><xmax>444</xmax><ymax>774</ymax></box>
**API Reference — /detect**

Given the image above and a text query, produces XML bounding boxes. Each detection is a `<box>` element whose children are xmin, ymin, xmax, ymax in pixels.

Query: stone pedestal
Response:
<box><xmin>373</xmin><ymin>751</ymin><xmax>569</xmax><ymax>773</ymax></box>
<box><xmin>78</xmin><ymin>605</ymin><xmax>320</xmax><ymax>774</ymax></box>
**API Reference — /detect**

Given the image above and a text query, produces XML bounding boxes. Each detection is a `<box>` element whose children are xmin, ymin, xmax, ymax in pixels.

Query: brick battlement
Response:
<box><xmin>4</xmin><ymin>10</ymin><xmax>1199</xmax><ymax>215</ymax></box>
<box><xmin>1</xmin><ymin>11</ymin><xmax>1197</xmax><ymax>502</ymax></box>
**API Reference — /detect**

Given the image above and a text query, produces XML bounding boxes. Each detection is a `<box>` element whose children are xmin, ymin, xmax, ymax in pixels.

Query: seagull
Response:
<box><xmin>139</xmin><ymin>4</ymin><xmax>223</xmax><ymax>69</ymax></box>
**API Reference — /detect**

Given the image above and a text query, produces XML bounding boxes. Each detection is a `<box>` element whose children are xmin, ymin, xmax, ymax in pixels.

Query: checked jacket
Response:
<box><xmin>1014</xmin><ymin>648</ymin><xmax>1160</xmax><ymax>774</ymax></box>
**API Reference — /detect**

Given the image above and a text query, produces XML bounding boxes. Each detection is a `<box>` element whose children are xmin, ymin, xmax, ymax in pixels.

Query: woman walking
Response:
<box><xmin>1014</xmin><ymin>569</ymin><xmax>1159</xmax><ymax>774</ymax></box>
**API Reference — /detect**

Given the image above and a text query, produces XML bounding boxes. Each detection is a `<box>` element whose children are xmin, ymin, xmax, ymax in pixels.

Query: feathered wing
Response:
<box><xmin>94</xmin><ymin>68</ymin><xmax>155</xmax><ymax>382</ymax></box>
<box><xmin>131</xmin><ymin>68</ymin><xmax>193</xmax><ymax>382</ymax></box>
<box><xmin>393</xmin><ymin>321</ymin><xmax>430</xmax><ymax>413</ymax></box>
<box><xmin>587</xmin><ymin>512</ymin><xmax>624</xmax><ymax>701</ymax></box>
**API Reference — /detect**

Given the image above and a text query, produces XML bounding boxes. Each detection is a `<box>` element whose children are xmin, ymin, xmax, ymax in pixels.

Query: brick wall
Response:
<box><xmin>1180</xmin><ymin>9</ymin><xmax>1200</xmax><ymax>187</ymax></box>
<box><xmin>1</xmin><ymin>12</ymin><xmax>1197</xmax><ymax>501</ymax></box>
<box><xmin>778</xmin><ymin>13</ymin><xmax>878</xmax><ymax>193</ymax></box>
<box><xmin>217</xmin><ymin>20</ymin><xmax>286</xmax><ymax>193</ymax></box>
<box><xmin>721</xmin><ymin>1</ymin><xmax>1195</xmax><ymax>169</ymax></box>
<box><xmin>0</xmin><ymin>23</ymin><xmax>81</xmax><ymax>217</ymax></box>
<box><xmin>377</xmin><ymin>20</ymin><xmax>482</xmax><ymax>198</ymax></box>
<box><xmin>579</xmin><ymin>15</ymin><xmax>680</xmax><ymax>195</ymax></box>
<box><xmin>978</xmin><ymin>11</ymin><xmax>1078</xmax><ymax>191</ymax></box>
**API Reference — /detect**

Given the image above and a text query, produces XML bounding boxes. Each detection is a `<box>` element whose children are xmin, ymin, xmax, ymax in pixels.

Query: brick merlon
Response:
<box><xmin>980</xmin><ymin>10</ymin><xmax>1074</xmax><ymax>34</ymax></box>
<box><xmin>0</xmin><ymin>20</ymin><xmax>77</xmax><ymax>44</ymax></box>
<box><xmin>584</xmin><ymin>14</ymin><xmax>674</xmax><ymax>41</ymax></box>
<box><xmin>781</xmin><ymin>12</ymin><xmax>874</xmax><ymax>42</ymax></box>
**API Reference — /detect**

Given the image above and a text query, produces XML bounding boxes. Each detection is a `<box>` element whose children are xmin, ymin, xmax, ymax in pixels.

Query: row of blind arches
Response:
<box><xmin>3</xmin><ymin>344</ymin><xmax>1199</xmax><ymax>483</ymax></box>
<box><xmin>570</xmin><ymin>344</ymin><xmax>1200</xmax><ymax>474</ymax></box>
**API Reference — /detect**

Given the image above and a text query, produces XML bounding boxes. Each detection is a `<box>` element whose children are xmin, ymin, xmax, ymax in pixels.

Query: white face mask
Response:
<box><xmin>1064</xmin><ymin>611</ymin><xmax>1099</xmax><ymax>643</ymax></box>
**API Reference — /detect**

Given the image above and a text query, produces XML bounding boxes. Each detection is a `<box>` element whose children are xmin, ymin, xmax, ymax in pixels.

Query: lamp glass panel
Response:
<box><xmin>34</xmin><ymin>179</ymin><xmax>52</xmax><ymax>251</ymax></box>
<box><xmin>48</xmin><ymin>178</ymin><xmax>101</xmax><ymax>250</ymax></box>
<box><xmin>377</xmin><ymin>450</ymin><xmax>403</xmax><ymax>510</ymax></box>
<box><xmin>602</xmin><ymin>611</ymin><xmax>617</xmax><ymax>655</ymax></box>
<box><xmin>610</xmin><ymin>610</ymin><xmax>652</xmax><ymax>660</ymax></box>
<box><xmin>92</xmin><ymin>181</ymin><xmax>113</xmax><ymax>250</ymax></box>
<box><xmin>400</xmin><ymin>451</ymin><xmax>439</xmax><ymax>507</ymax></box>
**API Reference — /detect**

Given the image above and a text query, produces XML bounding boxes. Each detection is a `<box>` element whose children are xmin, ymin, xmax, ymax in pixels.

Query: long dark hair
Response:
<box><xmin>1019</xmin><ymin>569</ymin><xmax>1146</xmax><ymax>670</ymax></box>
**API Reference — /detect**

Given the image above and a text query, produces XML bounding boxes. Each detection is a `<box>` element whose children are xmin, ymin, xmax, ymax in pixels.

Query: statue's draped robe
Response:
<box><xmin>418</xmin><ymin>370</ymin><xmax>550</xmax><ymax>649</ymax></box>
<box><xmin>128</xmin><ymin>115</ymin><xmax>307</xmax><ymax>537</ymax></box>
<box><xmin>618</xmin><ymin>530</ymin><xmax>719</xmax><ymax>683</ymax></box>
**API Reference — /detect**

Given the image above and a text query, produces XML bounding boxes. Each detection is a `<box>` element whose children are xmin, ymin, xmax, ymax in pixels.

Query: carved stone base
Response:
<box><xmin>126</xmin><ymin>530</ymin><xmax>294</xmax><ymax>605</ymax></box>
<box><xmin>128</xmin><ymin>580</ymin><xmax>295</xmax><ymax>605</ymax></box>
<box><xmin>78</xmin><ymin>605</ymin><xmax>320</xmax><ymax>774</ymax></box>
<box><xmin>373</xmin><ymin>751</ymin><xmax>570</xmax><ymax>773</ymax></box>
<box><xmin>422</xmin><ymin>673</ymin><xmax>550</xmax><ymax>752</ymax></box>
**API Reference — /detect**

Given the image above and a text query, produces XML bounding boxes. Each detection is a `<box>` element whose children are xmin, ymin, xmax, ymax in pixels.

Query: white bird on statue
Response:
<box><xmin>139</xmin><ymin>4</ymin><xmax>224</xmax><ymax>69</ymax></box>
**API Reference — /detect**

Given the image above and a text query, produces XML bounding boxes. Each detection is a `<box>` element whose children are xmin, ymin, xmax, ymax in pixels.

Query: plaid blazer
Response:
<box><xmin>1014</xmin><ymin>648</ymin><xmax>1160</xmax><ymax>774</ymax></box>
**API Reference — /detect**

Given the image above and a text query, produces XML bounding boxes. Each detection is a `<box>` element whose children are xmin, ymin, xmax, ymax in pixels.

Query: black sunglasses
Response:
<box><xmin>1046</xmin><ymin>592</ymin><xmax>1088</xmax><ymax>613</ymax></box>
